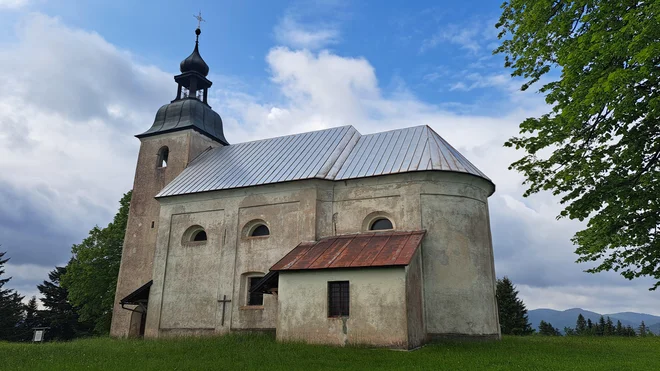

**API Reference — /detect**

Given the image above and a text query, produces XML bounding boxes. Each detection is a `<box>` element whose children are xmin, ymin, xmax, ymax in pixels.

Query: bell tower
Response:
<box><xmin>110</xmin><ymin>24</ymin><xmax>227</xmax><ymax>338</ymax></box>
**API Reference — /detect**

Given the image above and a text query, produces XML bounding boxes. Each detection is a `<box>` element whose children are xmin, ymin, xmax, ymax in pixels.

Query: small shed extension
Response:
<box><xmin>261</xmin><ymin>231</ymin><xmax>426</xmax><ymax>349</ymax></box>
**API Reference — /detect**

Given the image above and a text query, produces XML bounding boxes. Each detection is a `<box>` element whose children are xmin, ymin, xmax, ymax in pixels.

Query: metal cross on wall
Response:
<box><xmin>218</xmin><ymin>295</ymin><xmax>231</xmax><ymax>326</ymax></box>
<box><xmin>193</xmin><ymin>11</ymin><xmax>206</xmax><ymax>29</ymax></box>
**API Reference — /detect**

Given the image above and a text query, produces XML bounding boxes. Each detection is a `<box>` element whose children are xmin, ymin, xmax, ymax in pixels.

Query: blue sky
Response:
<box><xmin>9</xmin><ymin>0</ymin><xmax>511</xmax><ymax>113</ymax></box>
<box><xmin>1</xmin><ymin>0</ymin><xmax>658</xmax><ymax>315</ymax></box>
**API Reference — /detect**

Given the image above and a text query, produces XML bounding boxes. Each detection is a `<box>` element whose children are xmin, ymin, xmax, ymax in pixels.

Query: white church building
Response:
<box><xmin>110</xmin><ymin>26</ymin><xmax>500</xmax><ymax>349</ymax></box>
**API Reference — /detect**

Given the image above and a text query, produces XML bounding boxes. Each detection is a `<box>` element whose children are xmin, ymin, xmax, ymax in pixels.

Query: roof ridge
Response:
<box><xmin>228</xmin><ymin>125</ymin><xmax>356</xmax><ymax>147</ymax></box>
<box><xmin>360</xmin><ymin>124</ymin><xmax>428</xmax><ymax>137</ymax></box>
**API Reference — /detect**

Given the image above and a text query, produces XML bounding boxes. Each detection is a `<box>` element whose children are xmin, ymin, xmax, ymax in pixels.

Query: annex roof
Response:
<box><xmin>119</xmin><ymin>280</ymin><xmax>153</xmax><ymax>305</ymax></box>
<box><xmin>270</xmin><ymin>231</ymin><xmax>426</xmax><ymax>271</ymax></box>
<box><xmin>156</xmin><ymin>125</ymin><xmax>492</xmax><ymax>198</ymax></box>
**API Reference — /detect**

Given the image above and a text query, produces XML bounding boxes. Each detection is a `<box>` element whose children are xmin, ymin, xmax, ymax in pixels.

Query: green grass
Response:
<box><xmin>2</xmin><ymin>334</ymin><xmax>659</xmax><ymax>370</ymax></box>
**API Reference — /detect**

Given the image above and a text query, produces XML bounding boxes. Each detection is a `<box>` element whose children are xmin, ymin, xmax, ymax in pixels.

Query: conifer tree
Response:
<box><xmin>0</xmin><ymin>250</ymin><xmax>25</xmax><ymax>341</ymax></box>
<box><xmin>616</xmin><ymin>320</ymin><xmax>623</xmax><ymax>336</ymax></box>
<box><xmin>597</xmin><ymin>316</ymin><xmax>606</xmax><ymax>336</ymax></box>
<box><xmin>19</xmin><ymin>296</ymin><xmax>40</xmax><ymax>341</ymax></box>
<box><xmin>576</xmin><ymin>314</ymin><xmax>587</xmax><ymax>335</ymax></box>
<box><xmin>625</xmin><ymin>325</ymin><xmax>636</xmax><ymax>337</ymax></box>
<box><xmin>538</xmin><ymin>321</ymin><xmax>562</xmax><ymax>336</ymax></box>
<box><xmin>605</xmin><ymin>317</ymin><xmax>614</xmax><ymax>336</ymax></box>
<box><xmin>638</xmin><ymin>321</ymin><xmax>647</xmax><ymax>337</ymax></box>
<box><xmin>496</xmin><ymin>277</ymin><xmax>533</xmax><ymax>335</ymax></box>
<box><xmin>38</xmin><ymin>266</ymin><xmax>92</xmax><ymax>341</ymax></box>
<box><xmin>587</xmin><ymin>318</ymin><xmax>594</xmax><ymax>335</ymax></box>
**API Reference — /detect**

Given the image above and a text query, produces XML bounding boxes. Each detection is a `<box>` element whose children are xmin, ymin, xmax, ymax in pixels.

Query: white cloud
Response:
<box><xmin>0</xmin><ymin>14</ymin><xmax>171</xmax><ymax>286</ymax></box>
<box><xmin>0</xmin><ymin>0</ymin><xmax>28</xmax><ymax>10</ymax></box>
<box><xmin>449</xmin><ymin>72</ymin><xmax>513</xmax><ymax>91</ymax></box>
<box><xmin>421</xmin><ymin>24</ymin><xmax>481</xmax><ymax>54</ymax></box>
<box><xmin>420</xmin><ymin>19</ymin><xmax>499</xmax><ymax>55</ymax></box>
<box><xmin>274</xmin><ymin>15</ymin><xmax>340</xmax><ymax>50</ymax></box>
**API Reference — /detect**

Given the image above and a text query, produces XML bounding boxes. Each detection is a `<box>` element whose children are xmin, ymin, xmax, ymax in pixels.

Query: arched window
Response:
<box><xmin>251</xmin><ymin>225</ymin><xmax>270</xmax><ymax>237</ymax></box>
<box><xmin>182</xmin><ymin>225</ymin><xmax>207</xmax><ymax>244</ymax></box>
<box><xmin>157</xmin><ymin>146</ymin><xmax>169</xmax><ymax>168</ymax></box>
<box><xmin>242</xmin><ymin>220</ymin><xmax>270</xmax><ymax>239</ymax></box>
<box><xmin>370</xmin><ymin>218</ymin><xmax>393</xmax><ymax>231</ymax></box>
<box><xmin>192</xmin><ymin>230</ymin><xmax>207</xmax><ymax>241</ymax></box>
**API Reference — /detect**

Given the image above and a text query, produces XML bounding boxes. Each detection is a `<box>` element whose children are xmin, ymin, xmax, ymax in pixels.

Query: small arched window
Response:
<box><xmin>157</xmin><ymin>146</ymin><xmax>169</xmax><ymax>168</ymax></box>
<box><xmin>192</xmin><ymin>230</ymin><xmax>207</xmax><ymax>242</ymax></box>
<box><xmin>183</xmin><ymin>225</ymin><xmax>207</xmax><ymax>245</ymax></box>
<box><xmin>370</xmin><ymin>218</ymin><xmax>393</xmax><ymax>231</ymax></box>
<box><xmin>251</xmin><ymin>225</ymin><xmax>270</xmax><ymax>237</ymax></box>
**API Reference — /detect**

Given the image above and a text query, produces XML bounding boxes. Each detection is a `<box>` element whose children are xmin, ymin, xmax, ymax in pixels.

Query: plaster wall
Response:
<box><xmin>110</xmin><ymin>130</ymin><xmax>219</xmax><ymax>337</ymax></box>
<box><xmin>145</xmin><ymin>181</ymin><xmax>322</xmax><ymax>337</ymax></box>
<box><xmin>405</xmin><ymin>248</ymin><xmax>426</xmax><ymax>348</ymax></box>
<box><xmin>419</xmin><ymin>181</ymin><xmax>500</xmax><ymax>339</ymax></box>
<box><xmin>277</xmin><ymin>268</ymin><xmax>410</xmax><ymax>348</ymax></box>
<box><xmin>141</xmin><ymin>171</ymin><xmax>498</xmax><ymax>341</ymax></box>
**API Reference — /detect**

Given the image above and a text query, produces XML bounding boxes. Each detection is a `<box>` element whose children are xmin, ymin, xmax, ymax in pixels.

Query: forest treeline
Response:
<box><xmin>497</xmin><ymin>277</ymin><xmax>655</xmax><ymax>337</ymax></box>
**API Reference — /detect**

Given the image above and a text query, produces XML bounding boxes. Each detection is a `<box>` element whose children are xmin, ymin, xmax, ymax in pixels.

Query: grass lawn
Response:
<box><xmin>2</xmin><ymin>334</ymin><xmax>659</xmax><ymax>370</ymax></box>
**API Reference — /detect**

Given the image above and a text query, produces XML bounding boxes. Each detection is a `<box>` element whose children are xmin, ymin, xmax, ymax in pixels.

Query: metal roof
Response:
<box><xmin>156</xmin><ymin>125</ymin><xmax>491</xmax><ymax>198</ymax></box>
<box><xmin>334</xmin><ymin>125</ymin><xmax>489</xmax><ymax>180</ymax></box>
<box><xmin>136</xmin><ymin>99</ymin><xmax>228</xmax><ymax>145</ymax></box>
<box><xmin>270</xmin><ymin>231</ymin><xmax>426</xmax><ymax>271</ymax></box>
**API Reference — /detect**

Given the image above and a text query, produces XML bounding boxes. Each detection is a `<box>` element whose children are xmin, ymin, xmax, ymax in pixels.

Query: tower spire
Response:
<box><xmin>173</xmin><ymin>17</ymin><xmax>212</xmax><ymax>103</ymax></box>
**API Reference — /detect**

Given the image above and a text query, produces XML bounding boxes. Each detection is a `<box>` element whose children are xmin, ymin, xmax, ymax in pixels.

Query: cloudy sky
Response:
<box><xmin>0</xmin><ymin>0</ymin><xmax>658</xmax><ymax>315</ymax></box>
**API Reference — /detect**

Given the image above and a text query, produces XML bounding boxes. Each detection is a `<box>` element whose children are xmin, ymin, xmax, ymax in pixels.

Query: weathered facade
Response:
<box><xmin>111</xmin><ymin>27</ymin><xmax>500</xmax><ymax>348</ymax></box>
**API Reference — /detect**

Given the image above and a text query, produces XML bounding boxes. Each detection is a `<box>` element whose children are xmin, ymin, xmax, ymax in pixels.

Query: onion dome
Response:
<box><xmin>179</xmin><ymin>28</ymin><xmax>209</xmax><ymax>77</ymax></box>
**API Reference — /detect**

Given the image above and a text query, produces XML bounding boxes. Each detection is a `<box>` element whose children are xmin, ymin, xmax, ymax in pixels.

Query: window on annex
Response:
<box><xmin>370</xmin><ymin>218</ymin><xmax>393</xmax><ymax>231</ymax></box>
<box><xmin>247</xmin><ymin>276</ymin><xmax>264</xmax><ymax>306</ymax></box>
<box><xmin>328</xmin><ymin>281</ymin><xmax>349</xmax><ymax>317</ymax></box>
<box><xmin>157</xmin><ymin>146</ymin><xmax>169</xmax><ymax>168</ymax></box>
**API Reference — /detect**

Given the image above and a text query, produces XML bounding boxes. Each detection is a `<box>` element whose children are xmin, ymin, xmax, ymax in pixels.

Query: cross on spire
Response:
<box><xmin>193</xmin><ymin>11</ymin><xmax>206</xmax><ymax>29</ymax></box>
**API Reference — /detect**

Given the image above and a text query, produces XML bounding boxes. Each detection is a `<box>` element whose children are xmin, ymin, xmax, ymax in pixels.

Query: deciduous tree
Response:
<box><xmin>62</xmin><ymin>191</ymin><xmax>131</xmax><ymax>334</ymax></box>
<box><xmin>495</xmin><ymin>0</ymin><xmax>660</xmax><ymax>289</ymax></box>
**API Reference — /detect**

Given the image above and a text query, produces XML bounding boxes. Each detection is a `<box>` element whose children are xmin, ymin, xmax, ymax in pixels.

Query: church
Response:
<box><xmin>110</xmin><ymin>26</ymin><xmax>500</xmax><ymax>349</ymax></box>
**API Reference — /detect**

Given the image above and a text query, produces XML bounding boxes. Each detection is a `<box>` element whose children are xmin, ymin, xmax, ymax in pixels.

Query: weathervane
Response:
<box><xmin>193</xmin><ymin>11</ymin><xmax>206</xmax><ymax>30</ymax></box>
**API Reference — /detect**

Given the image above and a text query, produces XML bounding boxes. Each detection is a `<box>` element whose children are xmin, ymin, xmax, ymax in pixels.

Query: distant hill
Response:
<box><xmin>604</xmin><ymin>312</ymin><xmax>660</xmax><ymax>326</ymax></box>
<box><xmin>528</xmin><ymin>308</ymin><xmax>660</xmax><ymax>334</ymax></box>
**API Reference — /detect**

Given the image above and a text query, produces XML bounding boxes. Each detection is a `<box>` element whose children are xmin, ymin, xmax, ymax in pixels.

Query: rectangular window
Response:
<box><xmin>328</xmin><ymin>281</ymin><xmax>349</xmax><ymax>317</ymax></box>
<box><xmin>248</xmin><ymin>277</ymin><xmax>264</xmax><ymax>306</ymax></box>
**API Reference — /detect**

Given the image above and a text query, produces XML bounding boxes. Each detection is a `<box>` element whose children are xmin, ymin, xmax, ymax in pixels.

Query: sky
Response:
<box><xmin>0</xmin><ymin>0</ymin><xmax>658</xmax><ymax>315</ymax></box>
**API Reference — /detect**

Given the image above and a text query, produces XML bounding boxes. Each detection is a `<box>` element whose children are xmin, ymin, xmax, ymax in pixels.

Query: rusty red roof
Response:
<box><xmin>271</xmin><ymin>231</ymin><xmax>425</xmax><ymax>271</ymax></box>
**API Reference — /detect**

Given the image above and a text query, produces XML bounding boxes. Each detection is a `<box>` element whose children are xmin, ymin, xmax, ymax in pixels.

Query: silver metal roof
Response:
<box><xmin>156</xmin><ymin>125</ymin><xmax>491</xmax><ymax>198</ymax></box>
